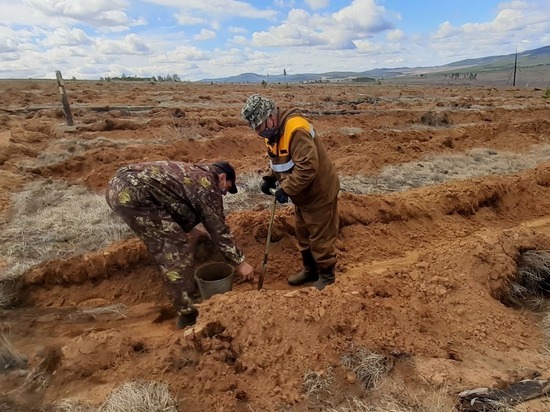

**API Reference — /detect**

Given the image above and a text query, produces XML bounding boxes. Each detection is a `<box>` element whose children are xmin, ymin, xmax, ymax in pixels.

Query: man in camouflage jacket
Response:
<box><xmin>106</xmin><ymin>160</ymin><xmax>253</xmax><ymax>328</ymax></box>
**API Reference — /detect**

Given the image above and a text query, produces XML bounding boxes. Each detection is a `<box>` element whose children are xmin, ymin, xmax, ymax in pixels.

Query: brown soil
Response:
<box><xmin>2</xmin><ymin>79</ymin><xmax>550</xmax><ymax>411</ymax></box>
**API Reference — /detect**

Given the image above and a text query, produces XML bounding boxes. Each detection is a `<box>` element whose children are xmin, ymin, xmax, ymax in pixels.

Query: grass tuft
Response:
<box><xmin>68</xmin><ymin>304</ymin><xmax>128</xmax><ymax>321</ymax></box>
<box><xmin>53</xmin><ymin>381</ymin><xmax>178</xmax><ymax>412</ymax></box>
<box><xmin>419</xmin><ymin>111</ymin><xmax>451</xmax><ymax>127</ymax></box>
<box><xmin>507</xmin><ymin>250</ymin><xmax>550</xmax><ymax>310</ymax></box>
<box><xmin>99</xmin><ymin>380</ymin><xmax>178</xmax><ymax>412</ymax></box>
<box><xmin>54</xmin><ymin>381</ymin><xmax>178</xmax><ymax>412</ymax></box>
<box><xmin>303</xmin><ymin>369</ymin><xmax>333</xmax><ymax>398</ymax></box>
<box><xmin>324</xmin><ymin>386</ymin><xmax>457</xmax><ymax>412</ymax></box>
<box><xmin>341</xmin><ymin>347</ymin><xmax>389</xmax><ymax>389</ymax></box>
<box><xmin>323</xmin><ymin>397</ymin><xmax>373</xmax><ymax>412</ymax></box>
<box><xmin>324</xmin><ymin>396</ymin><xmax>412</xmax><ymax>412</ymax></box>
<box><xmin>53</xmin><ymin>399</ymin><xmax>95</xmax><ymax>412</ymax></box>
<box><xmin>340</xmin><ymin>127</ymin><xmax>364</xmax><ymax>137</ymax></box>
<box><xmin>0</xmin><ymin>332</ymin><xmax>27</xmax><ymax>371</ymax></box>
<box><xmin>0</xmin><ymin>273</ymin><xmax>20</xmax><ymax>308</ymax></box>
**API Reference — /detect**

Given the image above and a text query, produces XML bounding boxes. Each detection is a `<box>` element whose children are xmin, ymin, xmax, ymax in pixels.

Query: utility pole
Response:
<box><xmin>512</xmin><ymin>48</ymin><xmax>518</xmax><ymax>87</ymax></box>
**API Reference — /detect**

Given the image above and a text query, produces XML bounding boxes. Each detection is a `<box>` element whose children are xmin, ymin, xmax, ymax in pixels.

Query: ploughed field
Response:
<box><xmin>1</xmin><ymin>79</ymin><xmax>550</xmax><ymax>411</ymax></box>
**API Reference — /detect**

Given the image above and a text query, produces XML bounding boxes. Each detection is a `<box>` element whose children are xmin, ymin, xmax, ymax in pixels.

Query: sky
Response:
<box><xmin>1</xmin><ymin>0</ymin><xmax>549</xmax><ymax>81</ymax></box>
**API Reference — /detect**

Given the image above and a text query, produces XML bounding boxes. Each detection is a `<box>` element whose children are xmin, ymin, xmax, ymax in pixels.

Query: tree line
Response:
<box><xmin>99</xmin><ymin>74</ymin><xmax>185</xmax><ymax>82</ymax></box>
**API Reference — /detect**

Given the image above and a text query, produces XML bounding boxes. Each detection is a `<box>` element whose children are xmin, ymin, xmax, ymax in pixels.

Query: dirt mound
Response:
<box><xmin>7</xmin><ymin>223</ymin><xmax>550</xmax><ymax>411</ymax></box>
<box><xmin>1</xmin><ymin>167</ymin><xmax>548</xmax><ymax>410</ymax></box>
<box><xmin>0</xmin><ymin>143</ymin><xmax>37</xmax><ymax>166</ymax></box>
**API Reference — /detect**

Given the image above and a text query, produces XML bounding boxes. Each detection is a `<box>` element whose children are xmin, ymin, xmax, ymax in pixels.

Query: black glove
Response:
<box><xmin>274</xmin><ymin>188</ymin><xmax>289</xmax><ymax>204</ymax></box>
<box><xmin>260</xmin><ymin>177</ymin><xmax>276</xmax><ymax>196</ymax></box>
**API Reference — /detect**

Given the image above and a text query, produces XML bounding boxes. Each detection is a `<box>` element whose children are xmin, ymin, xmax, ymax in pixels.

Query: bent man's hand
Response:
<box><xmin>235</xmin><ymin>261</ymin><xmax>254</xmax><ymax>282</ymax></box>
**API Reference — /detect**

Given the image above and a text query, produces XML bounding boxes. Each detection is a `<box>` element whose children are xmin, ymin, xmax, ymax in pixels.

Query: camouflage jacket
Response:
<box><xmin>117</xmin><ymin>161</ymin><xmax>245</xmax><ymax>266</ymax></box>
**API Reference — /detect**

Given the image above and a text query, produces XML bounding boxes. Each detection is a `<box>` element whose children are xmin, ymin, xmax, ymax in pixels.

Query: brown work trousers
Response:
<box><xmin>294</xmin><ymin>197</ymin><xmax>339</xmax><ymax>269</ymax></box>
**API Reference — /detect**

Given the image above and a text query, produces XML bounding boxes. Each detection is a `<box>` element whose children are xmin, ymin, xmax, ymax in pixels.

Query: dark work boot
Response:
<box><xmin>170</xmin><ymin>288</ymin><xmax>199</xmax><ymax>329</ymax></box>
<box><xmin>287</xmin><ymin>249</ymin><xmax>319</xmax><ymax>286</ymax></box>
<box><xmin>176</xmin><ymin>304</ymin><xmax>199</xmax><ymax>329</ymax></box>
<box><xmin>314</xmin><ymin>264</ymin><xmax>335</xmax><ymax>291</ymax></box>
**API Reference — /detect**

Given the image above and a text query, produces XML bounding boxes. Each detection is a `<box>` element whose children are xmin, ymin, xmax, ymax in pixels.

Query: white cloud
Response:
<box><xmin>332</xmin><ymin>0</ymin><xmax>392</xmax><ymax>32</ymax></box>
<box><xmin>230</xmin><ymin>35</ymin><xmax>248</xmax><ymax>45</ymax></box>
<box><xmin>0</xmin><ymin>38</ymin><xmax>19</xmax><ymax>54</ymax></box>
<box><xmin>386</xmin><ymin>29</ymin><xmax>405</xmax><ymax>42</ymax></box>
<box><xmin>194</xmin><ymin>29</ymin><xmax>216</xmax><ymax>41</ymax></box>
<box><xmin>229</xmin><ymin>26</ymin><xmax>248</xmax><ymax>34</ymax></box>
<box><xmin>305</xmin><ymin>0</ymin><xmax>329</xmax><ymax>10</ymax></box>
<box><xmin>143</xmin><ymin>0</ymin><xmax>278</xmax><ymax>19</ymax></box>
<box><xmin>353</xmin><ymin>39</ymin><xmax>378</xmax><ymax>53</ymax></box>
<box><xmin>252</xmin><ymin>1</ymin><xmax>393</xmax><ymax>50</ymax></box>
<box><xmin>175</xmin><ymin>14</ymin><xmax>208</xmax><ymax>26</ymax></box>
<box><xmin>0</xmin><ymin>26</ymin><xmax>37</xmax><ymax>52</ymax></box>
<box><xmin>210</xmin><ymin>48</ymin><xmax>248</xmax><ymax>65</ymax></box>
<box><xmin>252</xmin><ymin>10</ymin><xmax>327</xmax><ymax>47</ymax></box>
<box><xmin>23</xmin><ymin>0</ymin><xmax>146</xmax><ymax>31</ymax></box>
<box><xmin>433</xmin><ymin>21</ymin><xmax>454</xmax><ymax>40</ymax></box>
<box><xmin>1</xmin><ymin>53</ymin><xmax>19</xmax><ymax>62</ymax></box>
<box><xmin>0</xmin><ymin>3</ymin><xmax>45</xmax><ymax>26</ymax></box>
<box><xmin>174</xmin><ymin>14</ymin><xmax>221</xmax><ymax>30</ymax></box>
<box><xmin>428</xmin><ymin>0</ymin><xmax>550</xmax><ymax>62</ymax></box>
<box><xmin>274</xmin><ymin>0</ymin><xmax>296</xmax><ymax>8</ymax></box>
<box><xmin>152</xmin><ymin>45</ymin><xmax>211</xmax><ymax>63</ymax></box>
<box><xmin>97</xmin><ymin>34</ymin><xmax>150</xmax><ymax>55</ymax></box>
<box><xmin>41</xmin><ymin>28</ymin><xmax>93</xmax><ymax>47</ymax></box>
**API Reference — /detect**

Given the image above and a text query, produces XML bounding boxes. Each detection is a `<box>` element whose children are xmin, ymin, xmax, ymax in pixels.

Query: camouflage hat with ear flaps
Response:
<box><xmin>241</xmin><ymin>94</ymin><xmax>275</xmax><ymax>129</ymax></box>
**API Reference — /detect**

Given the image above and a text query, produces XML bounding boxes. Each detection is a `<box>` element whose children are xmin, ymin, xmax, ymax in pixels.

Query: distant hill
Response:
<box><xmin>198</xmin><ymin>45</ymin><xmax>550</xmax><ymax>84</ymax></box>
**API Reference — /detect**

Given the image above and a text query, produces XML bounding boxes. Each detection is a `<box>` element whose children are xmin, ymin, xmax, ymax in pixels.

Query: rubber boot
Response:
<box><xmin>166</xmin><ymin>283</ymin><xmax>199</xmax><ymax>329</ymax></box>
<box><xmin>314</xmin><ymin>264</ymin><xmax>335</xmax><ymax>291</ymax></box>
<box><xmin>176</xmin><ymin>305</ymin><xmax>199</xmax><ymax>329</ymax></box>
<box><xmin>287</xmin><ymin>249</ymin><xmax>319</xmax><ymax>286</ymax></box>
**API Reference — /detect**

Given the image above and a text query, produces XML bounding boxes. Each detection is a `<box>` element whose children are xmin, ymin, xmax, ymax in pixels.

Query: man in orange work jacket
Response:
<box><xmin>241</xmin><ymin>94</ymin><xmax>340</xmax><ymax>290</ymax></box>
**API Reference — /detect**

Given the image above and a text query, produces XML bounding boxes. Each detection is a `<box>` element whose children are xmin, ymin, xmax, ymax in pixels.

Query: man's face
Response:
<box><xmin>218</xmin><ymin>174</ymin><xmax>233</xmax><ymax>195</ymax></box>
<box><xmin>255</xmin><ymin>114</ymin><xmax>275</xmax><ymax>136</ymax></box>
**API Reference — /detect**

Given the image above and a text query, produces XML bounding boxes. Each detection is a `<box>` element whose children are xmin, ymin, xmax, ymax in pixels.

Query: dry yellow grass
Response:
<box><xmin>340</xmin><ymin>145</ymin><xmax>550</xmax><ymax>194</ymax></box>
<box><xmin>340</xmin><ymin>347</ymin><xmax>389</xmax><ymax>389</ymax></box>
<box><xmin>0</xmin><ymin>332</ymin><xmax>26</xmax><ymax>371</ymax></box>
<box><xmin>0</xmin><ymin>181</ymin><xmax>131</xmax><ymax>283</ymax></box>
<box><xmin>54</xmin><ymin>381</ymin><xmax>178</xmax><ymax>412</ymax></box>
<box><xmin>303</xmin><ymin>369</ymin><xmax>334</xmax><ymax>399</ymax></box>
<box><xmin>507</xmin><ymin>249</ymin><xmax>550</xmax><ymax>310</ymax></box>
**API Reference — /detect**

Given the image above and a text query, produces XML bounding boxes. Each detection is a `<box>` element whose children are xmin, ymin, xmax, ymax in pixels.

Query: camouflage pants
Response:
<box><xmin>105</xmin><ymin>173</ymin><xmax>197</xmax><ymax>316</ymax></box>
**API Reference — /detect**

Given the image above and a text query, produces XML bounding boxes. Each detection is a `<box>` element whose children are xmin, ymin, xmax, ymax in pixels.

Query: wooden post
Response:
<box><xmin>55</xmin><ymin>70</ymin><xmax>74</xmax><ymax>126</ymax></box>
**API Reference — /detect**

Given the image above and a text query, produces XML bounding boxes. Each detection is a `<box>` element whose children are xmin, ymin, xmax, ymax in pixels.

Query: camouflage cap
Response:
<box><xmin>241</xmin><ymin>94</ymin><xmax>275</xmax><ymax>129</ymax></box>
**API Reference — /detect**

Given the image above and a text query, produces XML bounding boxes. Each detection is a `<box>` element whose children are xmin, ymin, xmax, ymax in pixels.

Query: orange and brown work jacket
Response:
<box><xmin>264</xmin><ymin>109</ymin><xmax>339</xmax><ymax>207</ymax></box>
